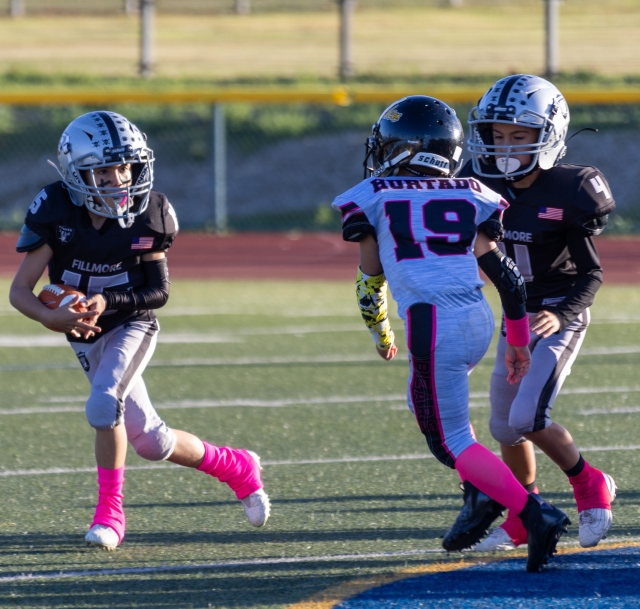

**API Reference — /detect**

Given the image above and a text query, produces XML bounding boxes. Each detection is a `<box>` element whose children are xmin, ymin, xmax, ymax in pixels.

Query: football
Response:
<box><xmin>37</xmin><ymin>284</ymin><xmax>88</xmax><ymax>312</ymax></box>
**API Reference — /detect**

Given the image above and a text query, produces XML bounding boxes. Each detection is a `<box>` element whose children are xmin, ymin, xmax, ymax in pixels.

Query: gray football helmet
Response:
<box><xmin>50</xmin><ymin>111</ymin><xmax>154</xmax><ymax>228</ymax></box>
<box><xmin>467</xmin><ymin>74</ymin><xmax>570</xmax><ymax>179</ymax></box>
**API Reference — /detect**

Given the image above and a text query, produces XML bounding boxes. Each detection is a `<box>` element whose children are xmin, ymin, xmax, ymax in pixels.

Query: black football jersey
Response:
<box><xmin>459</xmin><ymin>162</ymin><xmax>615</xmax><ymax>329</ymax></box>
<box><xmin>16</xmin><ymin>181</ymin><xmax>179</xmax><ymax>342</ymax></box>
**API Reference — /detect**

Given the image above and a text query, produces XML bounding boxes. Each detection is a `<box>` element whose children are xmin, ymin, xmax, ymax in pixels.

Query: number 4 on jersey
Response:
<box><xmin>385</xmin><ymin>199</ymin><xmax>477</xmax><ymax>261</ymax></box>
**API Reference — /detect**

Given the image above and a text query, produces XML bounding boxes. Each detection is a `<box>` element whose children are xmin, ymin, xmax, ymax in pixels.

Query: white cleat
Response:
<box><xmin>85</xmin><ymin>524</ymin><xmax>119</xmax><ymax>551</ymax></box>
<box><xmin>579</xmin><ymin>473</ymin><xmax>616</xmax><ymax>548</ymax></box>
<box><xmin>241</xmin><ymin>488</ymin><xmax>271</xmax><ymax>527</ymax></box>
<box><xmin>472</xmin><ymin>527</ymin><xmax>519</xmax><ymax>552</ymax></box>
<box><xmin>239</xmin><ymin>450</ymin><xmax>270</xmax><ymax>527</ymax></box>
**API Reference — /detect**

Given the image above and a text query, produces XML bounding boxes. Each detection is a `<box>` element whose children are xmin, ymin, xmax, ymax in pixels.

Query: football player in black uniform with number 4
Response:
<box><xmin>443</xmin><ymin>75</ymin><xmax>616</xmax><ymax>552</ymax></box>
<box><xmin>9</xmin><ymin>111</ymin><xmax>270</xmax><ymax>551</ymax></box>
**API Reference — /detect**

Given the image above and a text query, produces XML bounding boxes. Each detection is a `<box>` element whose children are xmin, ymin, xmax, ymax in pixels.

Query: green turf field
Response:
<box><xmin>0</xmin><ymin>278</ymin><xmax>639</xmax><ymax>608</ymax></box>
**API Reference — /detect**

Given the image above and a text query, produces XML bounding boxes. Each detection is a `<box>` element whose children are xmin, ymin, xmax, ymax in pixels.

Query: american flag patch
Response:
<box><xmin>131</xmin><ymin>236</ymin><xmax>154</xmax><ymax>250</ymax></box>
<box><xmin>538</xmin><ymin>207</ymin><xmax>563</xmax><ymax>221</ymax></box>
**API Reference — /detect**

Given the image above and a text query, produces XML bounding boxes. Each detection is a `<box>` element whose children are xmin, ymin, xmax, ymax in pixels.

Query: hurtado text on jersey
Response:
<box><xmin>370</xmin><ymin>177</ymin><xmax>485</xmax><ymax>194</ymax></box>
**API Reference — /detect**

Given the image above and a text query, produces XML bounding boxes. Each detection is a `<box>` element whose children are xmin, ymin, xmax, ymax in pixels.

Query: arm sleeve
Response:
<box><xmin>355</xmin><ymin>267</ymin><xmax>394</xmax><ymax>349</ymax></box>
<box><xmin>477</xmin><ymin>248</ymin><xmax>527</xmax><ymax>321</ymax></box>
<box><xmin>477</xmin><ymin>248</ymin><xmax>529</xmax><ymax>346</ymax></box>
<box><xmin>102</xmin><ymin>257</ymin><xmax>170</xmax><ymax>311</ymax></box>
<box><xmin>552</xmin><ymin>229</ymin><xmax>603</xmax><ymax>330</ymax></box>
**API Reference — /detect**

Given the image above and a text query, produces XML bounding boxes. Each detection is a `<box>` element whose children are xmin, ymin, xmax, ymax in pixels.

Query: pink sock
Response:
<box><xmin>501</xmin><ymin>486</ymin><xmax>538</xmax><ymax>546</ymax></box>
<box><xmin>569</xmin><ymin>461</ymin><xmax>611</xmax><ymax>511</ymax></box>
<box><xmin>197</xmin><ymin>442</ymin><xmax>262</xmax><ymax>500</ymax></box>
<box><xmin>92</xmin><ymin>466</ymin><xmax>125</xmax><ymax>543</ymax></box>
<box><xmin>455</xmin><ymin>443</ymin><xmax>529</xmax><ymax>515</ymax></box>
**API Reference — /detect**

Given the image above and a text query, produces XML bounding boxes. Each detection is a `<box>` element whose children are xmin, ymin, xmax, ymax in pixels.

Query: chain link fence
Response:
<box><xmin>2</xmin><ymin>1</ymin><xmax>639</xmax><ymax>78</ymax></box>
<box><xmin>1</xmin><ymin>0</ymin><xmax>639</xmax><ymax>231</ymax></box>
<box><xmin>4</xmin><ymin>1</ymin><xmax>563</xmax><ymax>15</ymax></box>
<box><xmin>1</xmin><ymin>100</ymin><xmax>639</xmax><ymax>233</ymax></box>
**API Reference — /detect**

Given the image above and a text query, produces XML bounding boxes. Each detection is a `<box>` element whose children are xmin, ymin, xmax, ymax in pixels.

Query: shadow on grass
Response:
<box><xmin>125</xmin><ymin>491</ymin><xmax>462</xmax><ymax>509</ymax></box>
<box><xmin>0</xmin><ymin>560</ymin><xmax>435</xmax><ymax>609</ymax></box>
<box><xmin>5</xmin><ymin>548</ymin><xmax>640</xmax><ymax>608</ymax></box>
<box><xmin>0</xmin><ymin>521</ymin><xmax>447</xmax><ymax>554</ymax></box>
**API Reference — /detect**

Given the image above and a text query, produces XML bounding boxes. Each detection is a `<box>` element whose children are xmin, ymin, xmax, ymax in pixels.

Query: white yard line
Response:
<box><xmin>151</xmin><ymin>354</ymin><xmax>383</xmax><ymax>367</ymax></box>
<box><xmin>0</xmin><ymin>394</ymin><xmax>409</xmax><ymax>416</ymax></box>
<box><xmin>0</xmin><ymin>537</ymin><xmax>638</xmax><ymax>584</ymax></box>
<box><xmin>0</xmin><ymin>353</ymin><xmax>385</xmax><ymax>372</ymax></box>
<box><xmin>581</xmin><ymin>346</ymin><xmax>640</xmax><ymax>355</ymax></box>
<box><xmin>157</xmin><ymin>307</ymin><xmax>358</xmax><ymax>318</ymax></box>
<box><xmin>0</xmin><ymin>342</ymin><xmax>639</xmax><ymax>374</ymax></box>
<box><xmin>0</xmin><ymin>548</ymin><xmax>444</xmax><ymax>583</ymax></box>
<box><xmin>1</xmin><ymin>444</ymin><xmax>639</xmax><ymax>478</ymax></box>
<box><xmin>578</xmin><ymin>406</ymin><xmax>640</xmax><ymax>415</ymax></box>
<box><xmin>0</xmin><ymin>324</ymin><xmax>365</xmax><ymax>348</ymax></box>
<box><xmin>1</xmin><ymin>300</ymin><xmax>640</xmax><ymax>322</ymax></box>
<box><xmin>2</xmin><ymin>344</ymin><xmax>640</xmax><ymax>373</ymax></box>
<box><xmin>2</xmin><ymin>385</ymin><xmax>639</xmax><ymax>416</ymax></box>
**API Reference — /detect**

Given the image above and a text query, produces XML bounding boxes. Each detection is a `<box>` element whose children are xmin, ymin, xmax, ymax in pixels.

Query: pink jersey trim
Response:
<box><xmin>428</xmin><ymin>306</ymin><xmax>455</xmax><ymax>462</ymax></box>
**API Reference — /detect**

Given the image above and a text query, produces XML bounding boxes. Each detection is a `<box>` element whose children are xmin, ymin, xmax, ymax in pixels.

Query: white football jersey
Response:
<box><xmin>332</xmin><ymin>176</ymin><xmax>508</xmax><ymax>319</ymax></box>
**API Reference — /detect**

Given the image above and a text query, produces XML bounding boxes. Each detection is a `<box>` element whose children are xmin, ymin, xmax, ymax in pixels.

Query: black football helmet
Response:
<box><xmin>363</xmin><ymin>95</ymin><xmax>464</xmax><ymax>179</ymax></box>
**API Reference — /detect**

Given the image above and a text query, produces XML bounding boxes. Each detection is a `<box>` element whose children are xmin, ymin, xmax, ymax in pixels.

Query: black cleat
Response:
<box><xmin>518</xmin><ymin>493</ymin><xmax>571</xmax><ymax>573</ymax></box>
<box><xmin>442</xmin><ymin>481</ymin><xmax>505</xmax><ymax>551</ymax></box>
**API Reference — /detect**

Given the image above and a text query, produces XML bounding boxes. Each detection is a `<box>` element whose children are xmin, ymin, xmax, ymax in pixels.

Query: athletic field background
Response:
<box><xmin>1</xmin><ymin>232</ymin><xmax>640</xmax><ymax>607</ymax></box>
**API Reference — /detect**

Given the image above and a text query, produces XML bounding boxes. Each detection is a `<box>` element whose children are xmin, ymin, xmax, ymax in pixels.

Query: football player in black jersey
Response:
<box><xmin>445</xmin><ymin>75</ymin><xmax>616</xmax><ymax>552</ymax></box>
<box><xmin>9</xmin><ymin>111</ymin><xmax>270</xmax><ymax>551</ymax></box>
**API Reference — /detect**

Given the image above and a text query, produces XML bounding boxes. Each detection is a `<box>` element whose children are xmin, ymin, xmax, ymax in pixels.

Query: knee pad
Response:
<box><xmin>129</xmin><ymin>425</ymin><xmax>176</xmax><ymax>461</ymax></box>
<box><xmin>86</xmin><ymin>392</ymin><xmax>123</xmax><ymax>430</ymax></box>
<box><xmin>489</xmin><ymin>410</ymin><xmax>526</xmax><ymax>446</ymax></box>
<box><xmin>508</xmin><ymin>398</ymin><xmax>541</xmax><ymax>436</ymax></box>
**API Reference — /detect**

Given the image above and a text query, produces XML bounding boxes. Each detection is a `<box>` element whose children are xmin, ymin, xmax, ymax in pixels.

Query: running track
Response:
<box><xmin>1</xmin><ymin>232</ymin><xmax>639</xmax><ymax>282</ymax></box>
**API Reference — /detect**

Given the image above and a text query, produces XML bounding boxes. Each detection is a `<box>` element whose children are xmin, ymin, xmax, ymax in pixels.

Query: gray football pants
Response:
<box><xmin>70</xmin><ymin>319</ymin><xmax>177</xmax><ymax>461</ymax></box>
<box><xmin>489</xmin><ymin>309</ymin><xmax>590</xmax><ymax>445</ymax></box>
<box><xmin>404</xmin><ymin>295</ymin><xmax>494</xmax><ymax>469</ymax></box>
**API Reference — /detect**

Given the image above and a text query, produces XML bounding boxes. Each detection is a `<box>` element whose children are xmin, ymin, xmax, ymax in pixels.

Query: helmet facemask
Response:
<box><xmin>74</xmin><ymin>148</ymin><xmax>153</xmax><ymax>229</ymax></box>
<box><xmin>365</xmin><ymin>129</ymin><xmax>420</xmax><ymax>178</ymax></box>
<box><xmin>364</xmin><ymin>96</ymin><xmax>464</xmax><ymax>179</ymax></box>
<box><xmin>468</xmin><ymin>74</ymin><xmax>570</xmax><ymax>180</ymax></box>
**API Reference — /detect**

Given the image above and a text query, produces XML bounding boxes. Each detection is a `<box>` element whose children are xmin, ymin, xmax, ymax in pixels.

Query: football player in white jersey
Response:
<box><xmin>10</xmin><ymin>111</ymin><xmax>270</xmax><ymax>551</ymax></box>
<box><xmin>449</xmin><ymin>75</ymin><xmax>616</xmax><ymax>552</ymax></box>
<box><xmin>332</xmin><ymin>95</ymin><xmax>569</xmax><ymax>572</ymax></box>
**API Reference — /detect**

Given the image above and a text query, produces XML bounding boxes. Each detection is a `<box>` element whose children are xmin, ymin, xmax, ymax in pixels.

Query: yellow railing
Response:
<box><xmin>1</xmin><ymin>88</ymin><xmax>640</xmax><ymax>106</ymax></box>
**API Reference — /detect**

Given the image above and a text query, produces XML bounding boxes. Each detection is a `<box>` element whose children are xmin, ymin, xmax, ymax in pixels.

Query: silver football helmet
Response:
<box><xmin>50</xmin><ymin>111</ymin><xmax>154</xmax><ymax>228</ymax></box>
<box><xmin>468</xmin><ymin>74</ymin><xmax>570</xmax><ymax>179</ymax></box>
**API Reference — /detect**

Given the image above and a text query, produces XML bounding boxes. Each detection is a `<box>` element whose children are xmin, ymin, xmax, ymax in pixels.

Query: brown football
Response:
<box><xmin>37</xmin><ymin>284</ymin><xmax>88</xmax><ymax>312</ymax></box>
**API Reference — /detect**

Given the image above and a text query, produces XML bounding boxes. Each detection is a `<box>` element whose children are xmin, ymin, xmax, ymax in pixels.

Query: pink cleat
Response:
<box><xmin>198</xmin><ymin>445</ymin><xmax>271</xmax><ymax>527</ymax></box>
